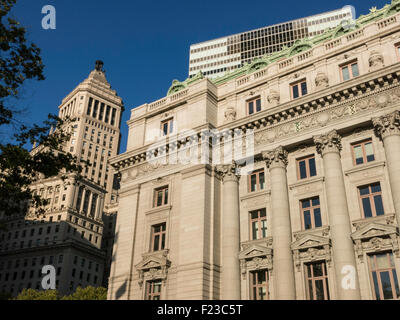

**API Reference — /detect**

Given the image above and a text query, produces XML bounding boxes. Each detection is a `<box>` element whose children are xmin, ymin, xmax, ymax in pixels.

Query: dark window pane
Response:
<box><xmin>380</xmin><ymin>271</ymin><xmax>394</xmax><ymax>300</ymax></box>
<box><xmin>312</xmin><ymin>197</ymin><xmax>320</xmax><ymax>206</ymax></box>
<box><xmin>250</xmin><ymin>175</ymin><xmax>257</xmax><ymax>192</ymax></box>
<box><xmin>371</xmin><ymin>183</ymin><xmax>381</xmax><ymax>193</ymax></box>
<box><xmin>314</xmin><ymin>208</ymin><xmax>322</xmax><ymax>228</ymax></box>
<box><xmin>308</xmin><ymin>280</ymin><xmax>314</xmax><ymax>299</ymax></box>
<box><xmin>315</xmin><ymin>280</ymin><xmax>325</xmax><ymax>300</ymax></box>
<box><xmin>248</xmin><ymin>102</ymin><xmax>254</xmax><ymax>114</ymax></box>
<box><xmin>153</xmin><ymin>235</ymin><xmax>160</xmax><ymax>251</ymax></box>
<box><xmin>309</xmin><ymin>157</ymin><xmax>316</xmax><ymax>177</ymax></box>
<box><xmin>393</xmin><ymin>270</ymin><xmax>400</xmax><ymax>298</ymax></box>
<box><xmin>164</xmin><ymin>189</ymin><xmax>168</xmax><ymax>205</ymax></box>
<box><xmin>299</xmin><ymin>160</ymin><xmax>307</xmax><ymax>179</ymax></box>
<box><xmin>362</xmin><ymin>198</ymin><xmax>373</xmax><ymax>218</ymax></box>
<box><xmin>374</xmin><ymin>195</ymin><xmax>384</xmax><ymax>216</ymax></box>
<box><xmin>157</xmin><ymin>191</ymin><xmax>163</xmax><ymax>206</ymax></box>
<box><xmin>313</xmin><ymin>263</ymin><xmax>323</xmax><ymax>277</ymax></box>
<box><xmin>301</xmin><ymin>82</ymin><xmax>307</xmax><ymax>95</ymax></box>
<box><xmin>372</xmin><ymin>272</ymin><xmax>380</xmax><ymax>300</ymax></box>
<box><xmin>259</xmin><ymin>172</ymin><xmax>265</xmax><ymax>190</ymax></box>
<box><xmin>359</xmin><ymin>186</ymin><xmax>370</xmax><ymax>196</ymax></box>
<box><xmin>304</xmin><ymin>210</ymin><xmax>312</xmax><ymax>229</ymax></box>
<box><xmin>252</xmin><ymin>221</ymin><xmax>258</xmax><ymax>240</ymax></box>
<box><xmin>261</xmin><ymin>220</ymin><xmax>267</xmax><ymax>238</ymax></box>
<box><xmin>256</xmin><ymin>99</ymin><xmax>261</xmax><ymax>112</ymax></box>
<box><xmin>302</xmin><ymin>199</ymin><xmax>310</xmax><ymax>209</ymax></box>
<box><xmin>163</xmin><ymin>123</ymin><xmax>168</xmax><ymax>136</ymax></box>
<box><xmin>292</xmin><ymin>85</ymin><xmax>299</xmax><ymax>99</ymax></box>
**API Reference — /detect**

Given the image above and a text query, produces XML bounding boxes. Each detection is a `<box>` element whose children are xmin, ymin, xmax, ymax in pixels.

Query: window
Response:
<box><xmin>297</xmin><ymin>155</ymin><xmax>316</xmax><ymax>180</ymax></box>
<box><xmin>250</xmin><ymin>209</ymin><xmax>267</xmax><ymax>240</ymax></box>
<box><xmin>161</xmin><ymin>119</ymin><xmax>173</xmax><ymax>136</ymax></box>
<box><xmin>154</xmin><ymin>186</ymin><xmax>168</xmax><ymax>207</ymax></box>
<box><xmin>358</xmin><ymin>183</ymin><xmax>384</xmax><ymax>218</ymax></box>
<box><xmin>151</xmin><ymin>223</ymin><xmax>166</xmax><ymax>252</ymax></box>
<box><xmin>145</xmin><ymin>280</ymin><xmax>162</xmax><ymax>300</ymax></box>
<box><xmin>340</xmin><ymin>61</ymin><xmax>359</xmax><ymax>81</ymax></box>
<box><xmin>248</xmin><ymin>170</ymin><xmax>265</xmax><ymax>192</ymax></box>
<box><xmin>250</xmin><ymin>270</ymin><xmax>269</xmax><ymax>300</ymax></box>
<box><xmin>369</xmin><ymin>252</ymin><xmax>400</xmax><ymax>300</ymax></box>
<box><xmin>301</xmin><ymin>197</ymin><xmax>322</xmax><ymax>230</ymax></box>
<box><xmin>352</xmin><ymin>139</ymin><xmax>375</xmax><ymax>165</ymax></box>
<box><xmin>305</xmin><ymin>261</ymin><xmax>330</xmax><ymax>300</ymax></box>
<box><xmin>396</xmin><ymin>43</ymin><xmax>400</xmax><ymax>60</ymax></box>
<box><xmin>291</xmin><ymin>79</ymin><xmax>307</xmax><ymax>99</ymax></box>
<box><xmin>247</xmin><ymin>97</ymin><xmax>262</xmax><ymax>115</ymax></box>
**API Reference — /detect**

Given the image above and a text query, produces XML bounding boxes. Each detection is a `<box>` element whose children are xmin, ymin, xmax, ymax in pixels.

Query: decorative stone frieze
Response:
<box><xmin>314</xmin><ymin>130</ymin><xmax>342</xmax><ymax>155</ymax></box>
<box><xmin>372</xmin><ymin>110</ymin><xmax>400</xmax><ymax>140</ymax></box>
<box><xmin>215</xmin><ymin>161</ymin><xmax>241</xmax><ymax>181</ymax></box>
<box><xmin>267</xmin><ymin>90</ymin><xmax>280</xmax><ymax>107</ymax></box>
<box><xmin>262</xmin><ymin>146</ymin><xmax>288</xmax><ymax>169</ymax></box>
<box><xmin>224</xmin><ymin>106</ymin><xmax>237</xmax><ymax>122</ymax></box>
<box><xmin>369</xmin><ymin>51</ymin><xmax>385</xmax><ymax>71</ymax></box>
<box><xmin>135</xmin><ymin>250</ymin><xmax>171</xmax><ymax>287</ymax></box>
<box><xmin>239</xmin><ymin>238</ymin><xmax>273</xmax><ymax>280</ymax></box>
<box><xmin>351</xmin><ymin>214</ymin><xmax>399</xmax><ymax>262</ymax></box>
<box><xmin>315</xmin><ymin>72</ymin><xmax>329</xmax><ymax>89</ymax></box>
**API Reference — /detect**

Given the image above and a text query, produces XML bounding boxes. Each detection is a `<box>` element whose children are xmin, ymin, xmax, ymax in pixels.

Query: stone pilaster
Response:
<box><xmin>313</xmin><ymin>130</ymin><xmax>361</xmax><ymax>300</ymax></box>
<box><xmin>215</xmin><ymin>161</ymin><xmax>241</xmax><ymax>300</ymax></box>
<box><xmin>373</xmin><ymin>110</ymin><xmax>400</xmax><ymax>226</ymax></box>
<box><xmin>262</xmin><ymin>146</ymin><xmax>296</xmax><ymax>300</ymax></box>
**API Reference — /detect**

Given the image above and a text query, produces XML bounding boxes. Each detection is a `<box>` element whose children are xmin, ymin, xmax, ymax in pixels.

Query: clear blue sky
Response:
<box><xmin>10</xmin><ymin>0</ymin><xmax>389</xmax><ymax>153</ymax></box>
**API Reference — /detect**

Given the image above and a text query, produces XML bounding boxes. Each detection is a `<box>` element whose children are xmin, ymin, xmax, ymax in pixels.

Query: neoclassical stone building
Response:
<box><xmin>108</xmin><ymin>2</ymin><xmax>400</xmax><ymax>300</ymax></box>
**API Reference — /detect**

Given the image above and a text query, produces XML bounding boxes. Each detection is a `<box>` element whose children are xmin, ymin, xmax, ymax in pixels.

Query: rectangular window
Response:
<box><xmin>301</xmin><ymin>197</ymin><xmax>322</xmax><ymax>230</ymax></box>
<box><xmin>154</xmin><ymin>186</ymin><xmax>168</xmax><ymax>207</ymax></box>
<box><xmin>250</xmin><ymin>209</ymin><xmax>267</xmax><ymax>240</ymax></box>
<box><xmin>341</xmin><ymin>61</ymin><xmax>359</xmax><ymax>81</ymax></box>
<box><xmin>247</xmin><ymin>97</ymin><xmax>262</xmax><ymax>115</ymax></box>
<box><xmin>297</xmin><ymin>155</ymin><xmax>317</xmax><ymax>180</ymax></box>
<box><xmin>161</xmin><ymin>119</ymin><xmax>174</xmax><ymax>136</ymax></box>
<box><xmin>305</xmin><ymin>261</ymin><xmax>330</xmax><ymax>300</ymax></box>
<box><xmin>151</xmin><ymin>223</ymin><xmax>166</xmax><ymax>252</ymax></box>
<box><xmin>358</xmin><ymin>183</ymin><xmax>384</xmax><ymax>218</ymax></box>
<box><xmin>248</xmin><ymin>170</ymin><xmax>265</xmax><ymax>192</ymax></box>
<box><xmin>291</xmin><ymin>80</ymin><xmax>307</xmax><ymax>99</ymax></box>
<box><xmin>250</xmin><ymin>269</ymin><xmax>269</xmax><ymax>300</ymax></box>
<box><xmin>352</xmin><ymin>139</ymin><xmax>375</xmax><ymax>165</ymax></box>
<box><xmin>145</xmin><ymin>280</ymin><xmax>162</xmax><ymax>300</ymax></box>
<box><xmin>369</xmin><ymin>252</ymin><xmax>400</xmax><ymax>300</ymax></box>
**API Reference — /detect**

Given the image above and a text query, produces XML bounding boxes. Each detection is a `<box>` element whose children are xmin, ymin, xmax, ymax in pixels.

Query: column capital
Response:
<box><xmin>373</xmin><ymin>110</ymin><xmax>400</xmax><ymax>140</ymax></box>
<box><xmin>262</xmin><ymin>146</ymin><xmax>288</xmax><ymax>169</ymax></box>
<box><xmin>313</xmin><ymin>130</ymin><xmax>342</xmax><ymax>156</ymax></box>
<box><xmin>215</xmin><ymin>161</ymin><xmax>240</xmax><ymax>182</ymax></box>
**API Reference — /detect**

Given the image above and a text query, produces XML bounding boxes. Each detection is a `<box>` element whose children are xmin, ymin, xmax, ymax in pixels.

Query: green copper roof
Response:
<box><xmin>167</xmin><ymin>0</ymin><xmax>400</xmax><ymax>95</ymax></box>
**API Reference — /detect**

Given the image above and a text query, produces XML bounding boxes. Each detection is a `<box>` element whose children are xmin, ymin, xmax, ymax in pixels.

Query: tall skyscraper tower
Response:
<box><xmin>0</xmin><ymin>61</ymin><xmax>124</xmax><ymax>296</ymax></box>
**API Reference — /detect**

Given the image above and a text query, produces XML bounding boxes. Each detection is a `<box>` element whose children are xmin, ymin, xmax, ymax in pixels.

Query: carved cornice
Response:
<box><xmin>262</xmin><ymin>146</ymin><xmax>288</xmax><ymax>169</ymax></box>
<box><xmin>313</xmin><ymin>130</ymin><xmax>342</xmax><ymax>156</ymax></box>
<box><xmin>215</xmin><ymin>161</ymin><xmax>241</xmax><ymax>182</ymax></box>
<box><xmin>136</xmin><ymin>250</ymin><xmax>171</xmax><ymax>287</ymax></box>
<box><xmin>372</xmin><ymin>110</ymin><xmax>400</xmax><ymax>140</ymax></box>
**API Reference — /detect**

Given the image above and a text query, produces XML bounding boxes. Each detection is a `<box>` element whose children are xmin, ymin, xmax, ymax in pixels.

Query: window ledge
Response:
<box><xmin>352</xmin><ymin>213</ymin><xmax>397</xmax><ymax>229</ymax></box>
<box><xmin>145</xmin><ymin>205</ymin><xmax>172</xmax><ymax>215</ymax></box>
<box><xmin>344</xmin><ymin>160</ymin><xmax>385</xmax><ymax>176</ymax></box>
<box><xmin>289</xmin><ymin>176</ymin><xmax>324</xmax><ymax>190</ymax></box>
<box><xmin>240</xmin><ymin>189</ymin><xmax>270</xmax><ymax>201</ymax></box>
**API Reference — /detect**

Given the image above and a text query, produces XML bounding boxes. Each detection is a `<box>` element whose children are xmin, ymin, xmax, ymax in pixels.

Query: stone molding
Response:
<box><xmin>262</xmin><ymin>146</ymin><xmax>288</xmax><ymax>169</ymax></box>
<box><xmin>215</xmin><ymin>161</ymin><xmax>241</xmax><ymax>182</ymax></box>
<box><xmin>135</xmin><ymin>250</ymin><xmax>171</xmax><ymax>287</ymax></box>
<box><xmin>372</xmin><ymin>109</ymin><xmax>400</xmax><ymax>140</ymax></box>
<box><xmin>314</xmin><ymin>130</ymin><xmax>342</xmax><ymax>156</ymax></box>
<box><xmin>239</xmin><ymin>237</ymin><xmax>273</xmax><ymax>280</ymax></box>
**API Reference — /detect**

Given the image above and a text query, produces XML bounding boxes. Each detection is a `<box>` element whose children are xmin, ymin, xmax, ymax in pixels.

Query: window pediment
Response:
<box><xmin>291</xmin><ymin>234</ymin><xmax>330</xmax><ymax>251</ymax></box>
<box><xmin>351</xmin><ymin>222</ymin><xmax>397</xmax><ymax>241</ymax></box>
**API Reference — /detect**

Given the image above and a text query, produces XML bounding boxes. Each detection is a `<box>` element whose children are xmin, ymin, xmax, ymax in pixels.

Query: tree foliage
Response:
<box><xmin>0</xmin><ymin>0</ymin><xmax>82</xmax><ymax>217</ymax></box>
<box><xmin>12</xmin><ymin>287</ymin><xmax>107</xmax><ymax>300</ymax></box>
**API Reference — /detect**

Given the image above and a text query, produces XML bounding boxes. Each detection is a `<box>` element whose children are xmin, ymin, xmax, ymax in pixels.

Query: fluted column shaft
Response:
<box><xmin>373</xmin><ymin>111</ymin><xmax>400</xmax><ymax>226</ymax></box>
<box><xmin>263</xmin><ymin>146</ymin><xmax>296</xmax><ymax>300</ymax></box>
<box><xmin>216</xmin><ymin>162</ymin><xmax>241</xmax><ymax>300</ymax></box>
<box><xmin>314</xmin><ymin>130</ymin><xmax>361</xmax><ymax>300</ymax></box>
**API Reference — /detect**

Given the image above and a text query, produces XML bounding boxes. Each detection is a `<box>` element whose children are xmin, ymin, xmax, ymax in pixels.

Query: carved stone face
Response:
<box><xmin>369</xmin><ymin>51</ymin><xmax>384</xmax><ymax>70</ymax></box>
<box><xmin>315</xmin><ymin>72</ymin><xmax>329</xmax><ymax>88</ymax></box>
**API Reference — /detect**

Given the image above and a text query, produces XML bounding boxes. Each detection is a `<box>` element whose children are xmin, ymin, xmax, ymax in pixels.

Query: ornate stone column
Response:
<box><xmin>215</xmin><ymin>161</ymin><xmax>241</xmax><ymax>300</ymax></box>
<box><xmin>313</xmin><ymin>130</ymin><xmax>361</xmax><ymax>300</ymax></box>
<box><xmin>262</xmin><ymin>146</ymin><xmax>296</xmax><ymax>300</ymax></box>
<box><xmin>373</xmin><ymin>110</ymin><xmax>400</xmax><ymax>226</ymax></box>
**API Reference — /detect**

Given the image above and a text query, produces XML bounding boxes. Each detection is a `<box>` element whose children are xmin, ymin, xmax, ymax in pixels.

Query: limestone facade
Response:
<box><xmin>108</xmin><ymin>2</ymin><xmax>400</xmax><ymax>300</ymax></box>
